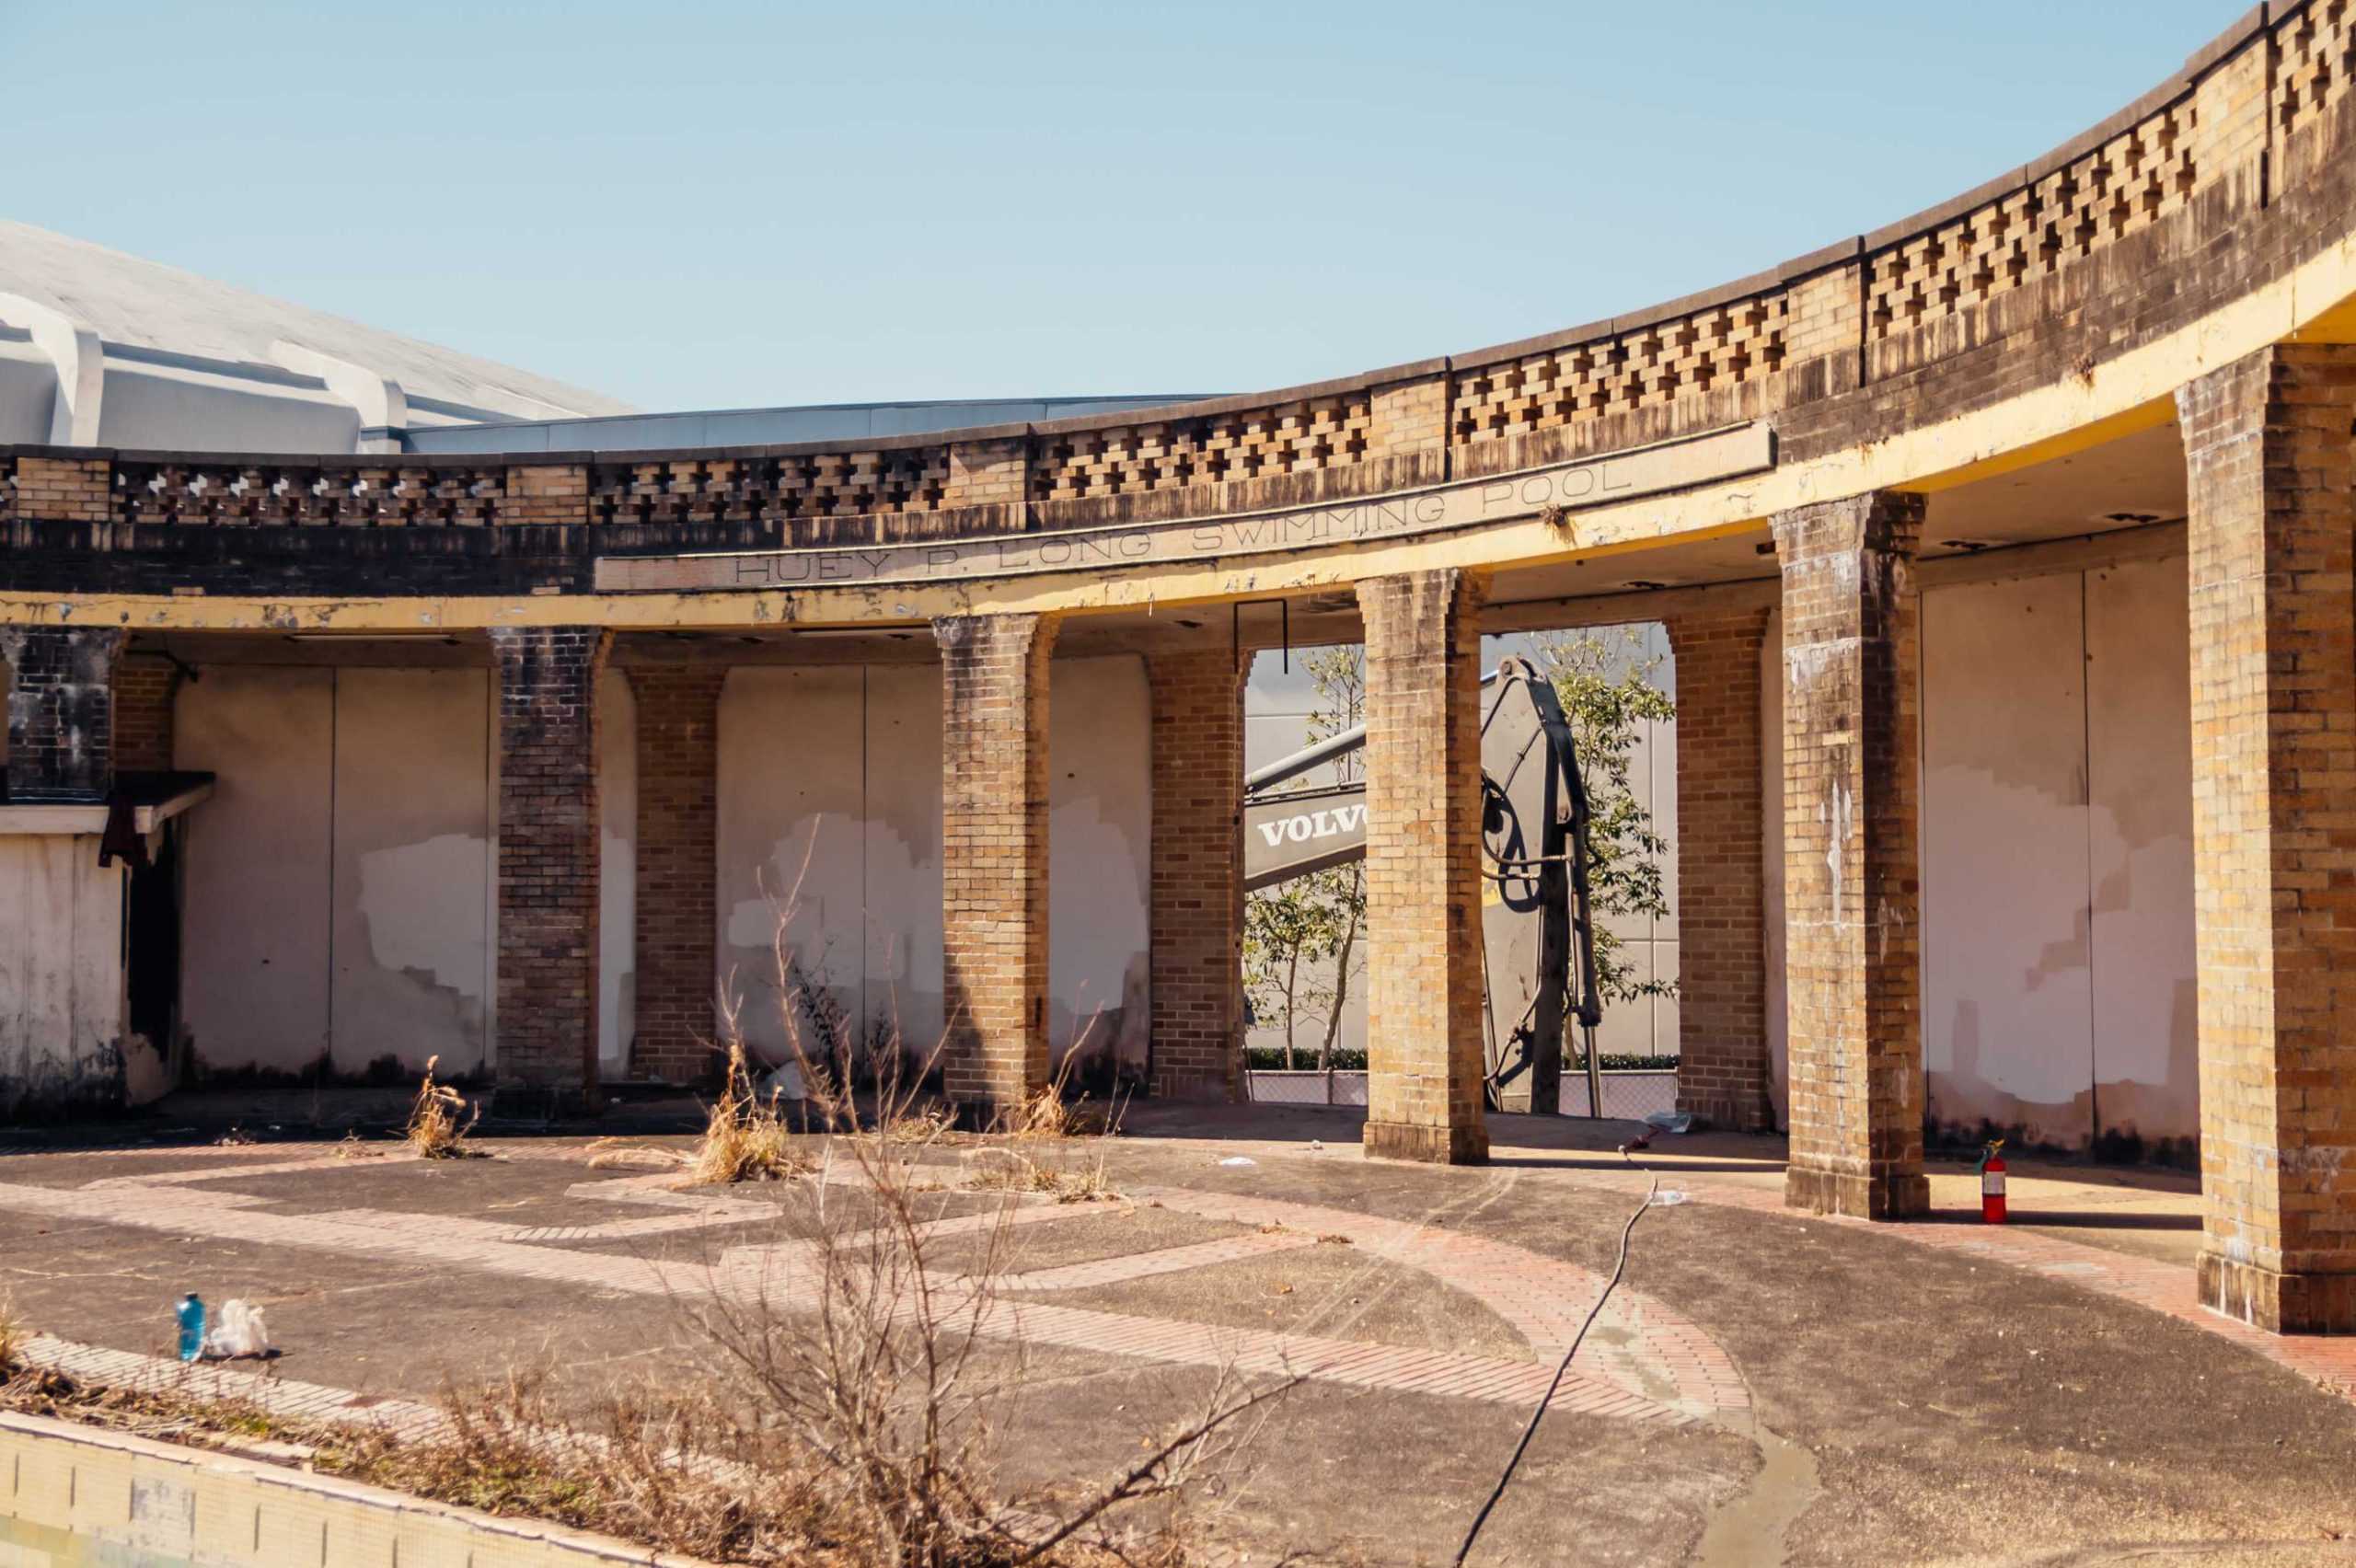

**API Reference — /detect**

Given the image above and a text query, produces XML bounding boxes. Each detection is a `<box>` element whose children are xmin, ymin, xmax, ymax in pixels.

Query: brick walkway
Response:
<box><xmin>0</xmin><ymin>1149</ymin><xmax>1740</xmax><ymax>1425</ymax></box>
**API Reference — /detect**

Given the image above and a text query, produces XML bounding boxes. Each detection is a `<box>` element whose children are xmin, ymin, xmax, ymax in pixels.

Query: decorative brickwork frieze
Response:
<box><xmin>2276</xmin><ymin>0</ymin><xmax>2356</xmax><ymax>145</ymax></box>
<box><xmin>1773</xmin><ymin>491</ymin><xmax>1927</xmax><ymax>1220</ymax></box>
<box><xmin>628</xmin><ymin>664</ymin><xmax>725</xmax><ymax>1085</ymax></box>
<box><xmin>1</xmin><ymin>625</ymin><xmax>124</xmax><ymax>803</ymax></box>
<box><xmin>1451</xmin><ymin>302</ymin><xmax>1791</xmax><ymax>446</ymax></box>
<box><xmin>115</xmin><ymin>461</ymin><xmax>509</xmax><ymax>526</ymax></box>
<box><xmin>934</xmin><ymin>612</ymin><xmax>1058</xmax><ymax>1116</ymax></box>
<box><xmin>1145</xmin><ymin>649</ymin><xmax>1244</xmax><ymax>1101</ymax></box>
<box><xmin>111</xmin><ymin>657</ymin><xmax>179</xmax><ymax>774</ymax></box>
<box><xmin>491</xmin><ymin>627</ymin><xmax>611</xmax><ymax>1094</ymax></box>
<box><xmin>1664</xmin><ymin>606</ymin><xmax>1773</xmax><ymax>1132</ymax></box>
<box><xmin>592</xmin><ymin>449</ymin><xmax>956</xmax><ymax>525</ymax></box>
<box><xmin>2177</xmin><ymin>342</ymin><xmax>2356</xmax><ymax>1333</ymax></box>
<box><xmin>1357</xmin><ymin>569</ymin><xmax>1489</xmax><ymax>1165</ymax></box>
<box><xmin>1865</xmin><ymin>108</ymin><xmax>2199</xmax><ymax>344</ymax></box>
<box><xmin>1031</xmin><ymin>395</ymin><xmax>1375</xmax><ymax>503</ymax></box>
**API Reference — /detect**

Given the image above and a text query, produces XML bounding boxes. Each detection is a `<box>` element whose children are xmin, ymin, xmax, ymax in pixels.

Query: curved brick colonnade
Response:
<box><xmin>7</xmin><ymin>6</ymin><xmax>2356</xmax><ymax>1334</ymax></box>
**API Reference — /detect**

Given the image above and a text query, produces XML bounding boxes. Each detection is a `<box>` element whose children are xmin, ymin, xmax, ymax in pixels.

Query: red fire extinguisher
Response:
<box><xmin>1980</xmin><ymin>1140</ymin><xmax>2008</xmax><ymax>1225</ymax></box>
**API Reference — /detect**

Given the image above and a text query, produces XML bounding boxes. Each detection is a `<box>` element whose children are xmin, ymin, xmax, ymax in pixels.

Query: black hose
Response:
<box><xmin>1452</xmin><ymin>1158</ymin><xmax>1658</xmax><ymax>1566</ymax></box>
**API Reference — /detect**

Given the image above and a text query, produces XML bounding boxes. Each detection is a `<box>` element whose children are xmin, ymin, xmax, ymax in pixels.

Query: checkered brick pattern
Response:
<box><xmin>2</xmin><ymin>624</ymin><xmax>124</xmax><ymax>803</ymax></box>
<box><xmin>1030</xmin><ymin>395</ymin><xmax>1375</xmax><ymax>503</ymax></box>
<box><xmin>1865</xmin><ymin>108</ymin><xmax>2196</xmax><ymax>345</ymax></box>
<box><xmin>1665</xmin><ymin>607</ymin><xmax>1773</xmax><ymax>1132</ymax></box>
<box><xmin>2177</xmin><ymin>342</ymin><xmax>2356</xmax><ymax>1333</ymax></box>
<box><xmin>627</xmin><ymin>663</ymin><xmax>726</xmax><ymax>1085</ymax></box>
<box><xmin>935</xmin><ymin>612</ymin><xmax>1058</xmax><ymax>1114</ymax></box>
<box><xmin>1773</xmin><ymin>491</ymin><xmax>1927</xmax><ymax>1220</ymax></box>
<box><xmin>1451</xmin><ymin>301</ymin><xmax>1790</xmax><ymax>446</ymax></box>
<box><xmin>1146</xmin><ymin>649</ymin><xmax>1245</xmax><ymax>1101</ymax></box>
<box><xmin>1357</xmin><ymin>569</ymin><xmax>1488</xmax><ymax>1165</ymax></box>
<box><xmin>591</xmin><ymin>451</ymin><xmax>953</xmax><ymax>524</ymax></box>
<box><xmin>491</xmin><ymin>626</ymin><xmax>611</xmax><ymax>1093</ymax></box>
<box><xmin>2278</xmin><ymin>0</ymin><xmax>2356</xmax><ymax>144</ymax></box>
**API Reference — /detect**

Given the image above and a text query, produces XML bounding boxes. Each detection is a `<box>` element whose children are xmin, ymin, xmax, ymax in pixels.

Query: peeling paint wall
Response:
<box><xmin>716</xmin><ymin>656</ymin><xmax>1150</xmax><ymax>1085</ymax></box>
<box><xmin>1761</xmin><ymin>559</ymin><xmax>2198</xmax><ymax>1155</ymax></box>
<box><xmin>177</xmin><ymin>665</ymin><xmax>645</xmax><ymax>1082</ymax></box>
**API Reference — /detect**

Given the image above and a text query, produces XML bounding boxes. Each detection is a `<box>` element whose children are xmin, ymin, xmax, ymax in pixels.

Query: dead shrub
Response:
<box><xmin>406</xmin><ymin>1055</ymin><xmax>479</xmax><ymax>1159</ymax></box>
<box><xmin>0</xmin><ymin>1291</ymin><xmax>24</xmax><ymax>1373</ymax></box>
<box><xmin>691</xmin><ymin>1037</ymin><xmax>814</xmax><ymax>1185</ymax></box>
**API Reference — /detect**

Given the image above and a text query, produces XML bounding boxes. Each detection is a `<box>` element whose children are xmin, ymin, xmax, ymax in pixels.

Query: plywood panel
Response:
<box><xmin>1048</xmin><ymin>656</ymin><xmax>1151</xmax><ymax>1084</ymax></box>
<box><xmin>329</xmin><ymin>669</ymin><xmax>491</xmax><ymax>1076</ymax></box>
<box><xmin>177</xmin><ymin>667</ymin><xmax>333</xmax><ymax>1074</ymax></box>
<box><xmin>2086</xmin><ymin>557</ymin><xmax>2200</xmax><ymax>1151</ymax></box>
<box><xmin>1921</xmin><ymin>574</ymin><xmax>2094</xmax><ymax>1148</ymax></box>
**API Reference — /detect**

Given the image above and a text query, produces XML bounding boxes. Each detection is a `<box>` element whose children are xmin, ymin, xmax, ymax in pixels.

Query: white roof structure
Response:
<box><xmin>0</xmin><ymin>221</ymin><xmax>633</xmax><ymax>453</ymax></box>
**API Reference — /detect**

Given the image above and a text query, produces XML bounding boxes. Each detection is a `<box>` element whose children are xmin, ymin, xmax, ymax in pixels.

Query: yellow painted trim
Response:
<box><xmin>9</xmin><ymin>231</ymin><xmax>2355</xmax><ymax>634</ymax></box>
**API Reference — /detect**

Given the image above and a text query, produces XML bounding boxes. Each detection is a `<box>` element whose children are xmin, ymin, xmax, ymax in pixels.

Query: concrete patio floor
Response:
<box><xmin>0</xmin><ymin>1098</ymin><xmax>2350</xmax><ymax>1567</ymax></box>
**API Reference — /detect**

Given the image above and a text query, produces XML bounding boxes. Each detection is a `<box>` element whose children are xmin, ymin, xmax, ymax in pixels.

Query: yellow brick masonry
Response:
<box><xmin>935</xmin><ymin>611</ymin><xmax>1058</xmax><ymax>1116</ymax></box>
<box><xmin>1358</xmin><ymin>568</ymin><xmax>1489</xmax><ymax>1165</ymax></box>
<box><xmin>2178</xmin><ymin>342</ymin><xmax>2356</xmax><ymax>1333</ymax></box>
<box><xmin>1773</xmin><ymin>491</ymin><xmax>1928</xmax><ymax>1219</ymax></box>
<box><xmin>1664</xmin><ymin>606</ymin><xmax>1774</xmax><ymax>1132</ymax></box>
<box><xmin>1146</xmin><ymin>648</ymin><xmax>1245</xmax><ymax>1101</ymax></box>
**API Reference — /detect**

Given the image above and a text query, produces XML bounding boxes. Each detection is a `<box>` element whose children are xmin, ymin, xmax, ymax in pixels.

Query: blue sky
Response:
<box><xmin>4</xmin><ymin>1</ymin><xmax>2246</xmax><ymax>413</ymax></box>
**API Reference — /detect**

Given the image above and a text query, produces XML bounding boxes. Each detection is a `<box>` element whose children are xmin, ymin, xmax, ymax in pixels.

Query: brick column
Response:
<box><xmin>1146</xmin><ymin>648</ymin><xmax>1244</xmax><ymax>1101</ymax></box>
<box><xmin>2</xmin><ymin>625</ymin><xmax>125</xmax><ymax>802</ymax></box>
<box><xmin>491</xmin><ymin>626</ymin><xmax>611</xmax><ymax>1096</ymax></box>
<box><xmin>1773</xmin><ymin>491</ymin><xmax>1927</xmax><ymax>1219</ymax></box>
<box><xmin>934</xmin><ymin>612</ymin><xmax>1057</xmax><ymax>1117</ymax></box>
<box><xmin>2178</xmin><ymin>342</ymin><xmax>2356</xmax><ymax>1333</ymax></box>
<box><xmin>629</xmin><ymin>663</ymin><xmax>725</xmax><ymax>1085</ymax></box>
<box><xmin>1664</xmin><ymin>606</ymin><xmax>1773</xmax><ymax>1132</ymax></box>
<box><xmin>1358</xmin><ymin>569</ymin><xmax>1488</xmax><ymax>1165</ymax></box>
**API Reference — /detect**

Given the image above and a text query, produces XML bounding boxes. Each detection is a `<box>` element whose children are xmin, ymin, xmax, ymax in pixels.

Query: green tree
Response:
<box><xmin>1524</xmin><ymin>627</ymin><xmax>1677</xmax><ymax>1007</ymax></box>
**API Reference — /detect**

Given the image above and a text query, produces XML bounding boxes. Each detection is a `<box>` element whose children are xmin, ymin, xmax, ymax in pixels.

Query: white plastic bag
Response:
<box><xmin>205</xmin><ymin>1298</ymin><xmax>271</xmax><ymax>1359</ymax></box>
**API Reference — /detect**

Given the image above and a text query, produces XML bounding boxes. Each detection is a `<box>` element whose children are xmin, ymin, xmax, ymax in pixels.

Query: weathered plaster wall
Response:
<box><xmin>326</xmin><ymin>669</ymin><xmax>491</xmax><ymax>1077</ymax></box>
<box><xmin>716</xmin><ymin>656</ymin><xmax>1149</xmax><ymax>1085</ymax></box>
<box><xmin>175</xmin><ymin>666</ymin><xmax>636</xmax><ymax>1081</ymax></box>
<box><xmin>1762</xmin><ymin>557</ymin><xmax>2198</xmax><ymax>1155</ymax></box>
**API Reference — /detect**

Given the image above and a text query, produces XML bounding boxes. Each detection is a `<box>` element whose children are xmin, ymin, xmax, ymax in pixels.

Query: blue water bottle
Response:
<box><xmin>175</xmin><ymin>1294</ymin><xmax>205</xmax><ymax>1363</ymax></box>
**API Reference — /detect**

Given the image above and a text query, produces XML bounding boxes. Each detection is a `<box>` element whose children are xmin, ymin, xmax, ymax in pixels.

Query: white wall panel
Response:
<box><xmin>329</xmin><ymin>670</ymin><xmax>491</xmax><ymax>1077</ymax></box>
<box><xmin>177</xmin><ymin>668</ymin><xmax>334</xmax><ymax>1073</ymax></box>
<box><xmin>1922</xmin><ymin>573</ymin><xmax>2095</xmax><ymax>1147</ymax></box>
<box><xmin>2085</xmin><ymin>557</ymin><xmax>2200</xmax><ymax>1148</ymax></box>
<box><xmin>1048</xmin><ymin>656</ymin><xmax>1151</xmax><ymax>1082</ymax></box>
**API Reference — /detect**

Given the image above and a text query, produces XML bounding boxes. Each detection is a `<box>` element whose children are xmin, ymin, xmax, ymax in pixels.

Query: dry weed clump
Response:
<box><xmin>691</xmin><ymin>1040</ymin><xmax>814</xmax><ymax>1185</ymax></box>
<box><xmin>0</xmin><ymin>1291</ymin><xmax>24</xmax><ymax>1373</ymax></box>
<box><xmin>406</xmin><ymin>1055</ymin><xmax>480</xmax><ymax>1159</ymax></box>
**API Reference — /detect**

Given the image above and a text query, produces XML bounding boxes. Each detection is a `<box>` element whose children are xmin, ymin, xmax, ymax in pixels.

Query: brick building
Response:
<box><xmin>4</xmin><ymin>8</ymin><xmax>2354</xmax><ymax>1332</ymax></box>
